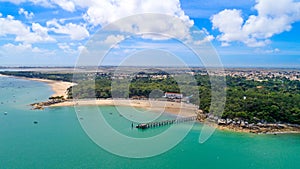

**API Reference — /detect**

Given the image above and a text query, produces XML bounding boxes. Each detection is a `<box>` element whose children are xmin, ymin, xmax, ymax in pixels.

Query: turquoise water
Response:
<box><xmin>1</xmin><ymin>76</ymin><xmax>300</xmax><ymax>169</ymax></box>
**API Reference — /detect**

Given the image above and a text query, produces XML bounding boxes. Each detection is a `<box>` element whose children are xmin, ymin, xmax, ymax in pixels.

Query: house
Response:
<box><xmin>164</xmin><ymin>92</ymin><xmax>183</xmax><ymax>99</ymax></box>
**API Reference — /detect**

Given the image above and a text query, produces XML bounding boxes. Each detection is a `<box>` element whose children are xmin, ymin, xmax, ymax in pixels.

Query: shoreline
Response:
<box><xmin>2</xmin><ymin>73</ymin><xmax>300</xmax><ymax>135</ymax></box>
<box><xmin>0</xmin><ymin>74</ymin><xmax>75</xmax><ymax>99</ymax></box>
<box><xmin>215</xmin><ymin>122</ymin><xmax>300</xmax><ymax>135</ymax></box>
<box><xmin>50</xmin><ymin>99</ymin><xmax>300</xmax><ymax>135</ymax></box>
<box><xmin>24</xmin><ymin>78</ymin><xmax>75</xmax><ymax>99</ymax></box>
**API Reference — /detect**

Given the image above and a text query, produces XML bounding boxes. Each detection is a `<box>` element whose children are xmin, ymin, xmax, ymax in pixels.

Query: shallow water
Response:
<box><xmin>0</xmin><ymin>76</ymin><xmax>300</xmax><ymax>169</ymax></box>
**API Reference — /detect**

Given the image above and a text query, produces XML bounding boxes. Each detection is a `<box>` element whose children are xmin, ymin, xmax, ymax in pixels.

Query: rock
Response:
<box><xmin>240</xmin><ymin>121</ymin><xmax>246</xmax><ymax>127</ymax></box>
<box><xmin>277</xmin><ymin>124</ymin><xmax>286</xmax><ymax>129</ymax></box>
<box><xmin>226</xmin><ymin>119</ymin><xmax>233</xmax><ymax>124</ymax></box>
<box><xmin>249</xmin><ymin>123</ymin><xmax>255</xmax><ymax>128</ymax></box>
<box><xmin>218</xmin><ymin>119</ymin><xmax>226</xmax><ymax>125</ymax></box>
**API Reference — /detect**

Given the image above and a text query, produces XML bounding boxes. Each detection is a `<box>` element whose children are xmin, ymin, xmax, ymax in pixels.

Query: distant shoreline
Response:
<box><xmin>0</xmin><ymin>73</ymin><xmax>75</xmax><ymax>99</ymax></box>
<box><xmin>1</xmin><ymin>66</ymin><xmax>300</xmax><ymax>70</ymax></box>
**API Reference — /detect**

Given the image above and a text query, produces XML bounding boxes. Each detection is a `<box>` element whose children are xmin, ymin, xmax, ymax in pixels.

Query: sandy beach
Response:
<box><xmin>51</xmin><ymin>99</ymin><xmax>199</xmax><ymax>117</ymax></box>
<box><xmin>26</xmin><ymin>78</ymin><xmax>75</xmax><ymax>98</ymax></box>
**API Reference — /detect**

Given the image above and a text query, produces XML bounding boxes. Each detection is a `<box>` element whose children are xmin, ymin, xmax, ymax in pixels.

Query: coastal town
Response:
<box><xmin>92</xmin><ymin>67</ymin><xmax>300</xmax><ymax>81</ymax></box>
<box><xmin>1</xmin><ymin>67</ymin><xmax>299</xmax><ymax>81</ymax></box>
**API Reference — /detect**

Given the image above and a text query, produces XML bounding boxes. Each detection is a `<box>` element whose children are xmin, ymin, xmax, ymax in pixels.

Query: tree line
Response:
<box><xmin>2</xmin><ymin>71</ymin><xmax>300</xmax><ymax>124</ymax></box>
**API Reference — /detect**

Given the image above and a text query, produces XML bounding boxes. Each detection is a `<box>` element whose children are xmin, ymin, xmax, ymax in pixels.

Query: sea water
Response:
<box><xmin>0</xmin><ymin>76</ymin><xmax>300</xmax><ymax>169</ymax></box>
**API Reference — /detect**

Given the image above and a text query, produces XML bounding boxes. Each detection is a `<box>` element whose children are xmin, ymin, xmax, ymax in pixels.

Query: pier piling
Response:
<box><xmin>136</xmin><ymin>116</ymin><xmax>197</xmax><ymax>129</ymax></box>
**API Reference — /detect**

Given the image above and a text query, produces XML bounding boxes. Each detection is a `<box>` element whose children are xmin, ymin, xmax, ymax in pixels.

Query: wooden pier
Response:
<box><xmin>136</xmin><ymin>116</ymin><xmax>197</xmax><ymax>129</ymax></box>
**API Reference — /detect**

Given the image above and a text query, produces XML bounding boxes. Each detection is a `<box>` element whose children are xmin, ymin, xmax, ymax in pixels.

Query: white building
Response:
<box><xmin>164</xmin><ymin>92</ymin><xmax>183</xmax><ymax>99</ymax></box>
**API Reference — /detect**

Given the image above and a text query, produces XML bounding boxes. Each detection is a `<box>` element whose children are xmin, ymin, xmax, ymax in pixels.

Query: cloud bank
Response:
<box><xmin>211</xmin><ymin>0</ymin><xmax>300</xmax><ymax>47</ymax></box>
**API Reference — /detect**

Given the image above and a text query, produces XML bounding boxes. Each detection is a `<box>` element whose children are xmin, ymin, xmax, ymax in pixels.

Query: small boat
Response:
<box><xmin>136</xmin><ymin>123</ymin><xmax>148</xmax><ymax>129</ymax></box>
<box><xmin>33</xmin><ymin>121</ymin><xmax>38</xmax><ymax>124</ymax></box>
<box><xmin>4</xmin><ymin>112</ymin><xmax>7</xmax><ymax>115</ymax></box>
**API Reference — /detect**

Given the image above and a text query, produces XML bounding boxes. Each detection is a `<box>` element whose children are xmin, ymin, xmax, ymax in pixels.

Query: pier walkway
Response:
<box><xmin>136</xmin><ymin>116</ymin><xmax>197</xmax><ymax>129</ymax></box>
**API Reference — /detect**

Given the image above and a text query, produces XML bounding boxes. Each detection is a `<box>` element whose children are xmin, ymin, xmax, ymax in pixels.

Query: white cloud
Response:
<box><xmin>211</xmin><ymin>10</ymin><xmax>246</xmax><ymax>42</ymax></box>
<box><xmin>192</xmin><ymin>28</ymin><xmax>214</xmax><ymax>45</ymax></box>
<box><xmin>103</xmin><ymin>35</ymin><xmax>125</xmax><ymax>44</ymax></box>
<box><xmin>0</xmin><ymin>43</ymin><xmax>52</xmax><ymax>56</ymax></box>
<box><xmin>51</xmin><ymin>0</ymin><xmax>75</xmax><ymax>12</ymax></box>
<box><xmin>194</xmin><ymin>35</ymin><xmax>214</xmax><ymax>45</ymax></box>
<box><xmin>76</xmin><ymin>0</ymin><xmax>192</xmax><ymax>26</ymax></box>
<box><xmin>1</xmin><ymin>0</ymin><xmax>194</xmax><ymax>29</ymax></box>
<box><xmin>2</xmin><ymin>0</ymin><xmax>194</xmax><ymax>41</ymax></box>
<box><xmin>16</xmin><ymin>22</ymin><xmax>56</xmax><ymax>43</ymax></box>
<box><xmin>47</xmin><ymin>19</ymin><xmax>89</xmax><ymax>40</ymax></box>
<box><xmin>0</xmin><ymin>15</ymin><xmax>55</xmax><ymax>44</ymax></box>
<box><xmin>3</xmin><ymin>43</ymin><xmax>34</xmax><ymax>51</ymax></box>
<box><xmin>0</xmin><ymin>0</ymin><xmax>53</xmax><ymax>7</ymax></box>
<box><xmin>33</xmin><ymin>0</ymin><xmax>53</xmax><ymax>6</ymax></box>
<box><xmin>57</xmin><ymin>42</ymin><xmax>75</xmax><ymax>54</ymax></box>
<box><xmin>18</xmin><ymin>8</ymin><xmax>34</xmax><ymax>19</ymax></box>
<box><xmin>74</xmin><ymin>0</ymin><xmax>193</xmax><ymax>41</ymax></box>
<box><xmin>58</xmin><ymin>43</ymin><xmax>69</xmax><ymax>50</ymax></box>
<box><xmin>255</xmin><ymin>48</ymin><xmax>281</xmax><ymax>54</ymax></box>
<box><xmin>77</xmin><ymin>45</ymin><xmax>86</xmax><ymax>52</ymax></box>
<box><xmin>57</xmin><ymin>42</ymin><xmax>87</xmax><ymax>55</ymax></box>
<box><xmin>95</xmin><ymin>13</ymin><xmax>193</xmax><ymax>41</ymax></box>
<box><xmin>0</xmin><ymin>15</ymin><xmax>29</xmax><ymax>36</ymax></box>
<box><xmin>0</xmin><ymin>42</ymin><xmax>69</xmax><ymax>66</ymax></box>
<box><xmin>0</xmin><ymin>0</ymin><xmax>26</xmax><ymax>4</ymax></box>
<box><xmin>211</xmin><ymin>0</ymin><xmax>300</xmax><ymax>47</ymax></box>
<box><xmin>274</xmin><ymin>48</ymin><xmax>280</xmax><ymax>53</ymax></box>
<box><xmin>21</xmin><ymin>29</ymin><xmax>55</xmax><ymax>44</ymax></box>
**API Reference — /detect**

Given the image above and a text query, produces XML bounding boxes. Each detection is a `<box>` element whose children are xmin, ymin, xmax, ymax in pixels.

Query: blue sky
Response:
<box><xmin>0</xmin><ymin>0</ymin><xmax>299</xmax><ymax>67</ymax></box>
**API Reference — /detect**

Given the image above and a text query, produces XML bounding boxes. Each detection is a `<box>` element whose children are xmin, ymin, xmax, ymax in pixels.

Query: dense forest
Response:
<box><xmin>2</xmin><ymin>71</ymin><xmax>300</xmax><ymax>124</ymax></box>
